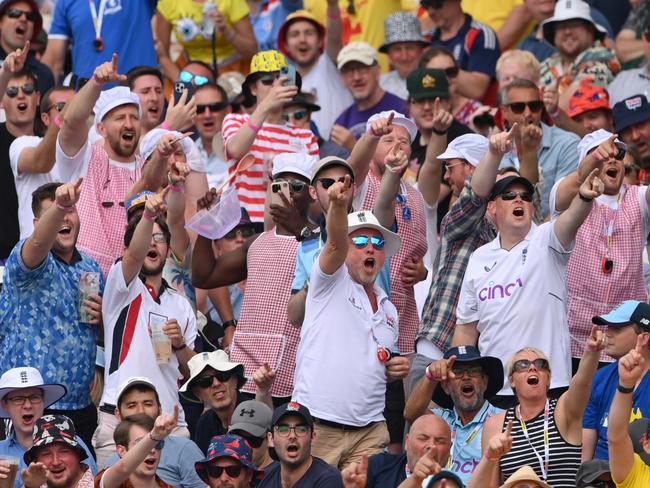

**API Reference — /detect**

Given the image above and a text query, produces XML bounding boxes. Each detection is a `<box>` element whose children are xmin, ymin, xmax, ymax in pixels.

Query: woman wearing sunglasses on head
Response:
<box><xmin>467</xmin><ymin>328</ymin><xmax>607</xmax><ymax>488</ymax></box>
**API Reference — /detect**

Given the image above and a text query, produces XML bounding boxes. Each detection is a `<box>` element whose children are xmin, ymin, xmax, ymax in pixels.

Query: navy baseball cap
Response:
<box><xmin>613</xmin><ymin>95</ymin><xmax>650</xmax><ymax>133</ymax></box>
<box><xmin>489</xmin><ymin>175</ymin><xmax>535</xmax><ymax>201</ymax></box>
<box><xmin>271</xmin><ymin>401</ymin><xmax>314</xmax><ymax>428</ymax></box>
<box><xmin>592</xmin><ymin>300</ymin><xmax>650</xmax><ymax>330</ymax></box>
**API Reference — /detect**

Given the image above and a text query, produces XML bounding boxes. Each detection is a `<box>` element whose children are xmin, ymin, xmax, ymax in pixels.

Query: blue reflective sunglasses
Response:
<box><xmin>351</xmin><ymin>235</ymin><xmax>385</xmax><ymax>250</ymax></box>
<box><xmin>179</xmin><ymin>70</ymin><xmax>209</xmax><ymax>86</ymax></box>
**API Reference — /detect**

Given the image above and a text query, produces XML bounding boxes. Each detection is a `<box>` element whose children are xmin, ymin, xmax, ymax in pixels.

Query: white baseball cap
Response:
<box><xmin>139</xmin><ymin>128</ymin><xmax>194</xmax><ymax>161</ymax></box>
<box><xmin>94</xmin><ymin>86</ymin><xmax>142</xmax><ymax>124</ymax></box>
<box><xmin>577</xmin><ymin>128</ymin><xmax>624</xmax><ymax>162</ymax></box>
<box><xmin>115</xmin><ymin>376</ymin><xmax>157</xmax><ymax>408</ymax></box>
<box><xmin>0</xmin><ymin>367</ymin><xmax>66</xmax><ymax>418</ymax></box>
<box><xmin>272</xmin><ymin>152</ymin><xmax>318</xmax><ymax>180</ymax></box>
<box><xmin>366</xmin><ymin>110</ymin><xmax>418</xmax><ymax>142</ymax></box>
<box><xmin>437</xmin><ymin>134</ymin><xmax>489</xmax><ymax>167</ymax></box>
<box><xmin>337</xmin><ymin>41</ymin><xmax>378</xmax><ymax>70</ymax></box>
<box><xmin>347</xmin><ymin>210</ymin><xmax>401</xmax><ymax>257</ymax></box>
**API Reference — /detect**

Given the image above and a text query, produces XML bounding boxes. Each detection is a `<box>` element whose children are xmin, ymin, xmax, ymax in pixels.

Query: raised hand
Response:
<box><xmin>432</xmin><ymin>98</ymin><xmax>453</xmax><ymax>134</ymax></box>
<box><xmin>4</xmin><ymin>41</ymin><xmax>30</xmax><ymax>73</ymax></box>
<box><xmin>165</xmin><ymin>90</ymin><xmax>197</xmax><ymax>131</ymax></box>
<box><xmin>487</xmin><ymin>420</ymin><xmax>513</xmax><ymax>461</ymax></box>
<box><xmin>489</xmin><ymin>123</ymin><xmax>516</xmax><ymax>156</ymax></box>
<box><xmin>368</xmin><ymin>112</ymin><xmax>394</xmax><ymax>138</ymax></box>
<box><xmin>145</xmin><ymin>186</ymin><xmax>169</xmax><ymax>218</ymax></box>
<box><xmin>412</xmin><ymin>444</ymin><xmax>442</xmax><ymax>482</ymax></box>
<box><xmin>341</xmin><ymin>454</ymin><xmax>368</xmax><ymax>488</ymax></box>
<box><xmin>197</xmin><ymin>188</ymin><xmax>220</xmax><ymax>211</ymax></box>
<box><xmin>327</xmin><ymin>174</ymin><xmax>353</xmax><ymax>207</ymax></box>
<box><xmin>83</xmin><ymin>293</ymin><xmax>103</xmax><ymax>326</ymax></box>
<box><xmin>401</xmin><ymin>256</ymin><xmax>427</xmax><ymax>287</ymax></box>
<box><xmin>579</xmin><ymin>168</ymin><xmax>604</xmax><ymax>200</ymax></box>
<box><xmin>169</xmin><ymin>159</ymin><xmax>191</xmax><ymax>186</ymax></box>
<box><xmin>330</xmin><ymin>124</ymin><xmax>356</xmax><ymax>151</ymax></box>
<box><xmin>93</xmin><ymin>53</ymin><xmax>127</xmax><ymax>84</ymax></box>
<box><xmin>157</xmin><ymin>133</ymin><xmax>177</xmax><ymax>159</ymax></box>
<box><xmin>384</xmin><ymin>142</ymin><xmax>409</xmax><ymax>174</ymax></box>
<box><xmin>427</xmin><ymin>355</ymin><xmax>457</xmax><ymax>382</ymax></box>
<box><xmin>585</xmin><ymin>324</ymin><xmax>607</xmax><ymax>353</ymax></box>
<box><xmin>55</xmin><ymin>178</ymin><xmax>83</xmax><ymax>209</ymax></box>
<box><xmin>618</xmin><ymin>334</ymin><xmax>646</xmax><ymax>388</ymax></box>
<box><xmin>253</xmin><ymin>362</ymin><xmax>277</xmax><ymax>393</ymax></box>
<box><xmin>259</xmin><ymin>77</ymin><xmax>299</xmax><ymax>113</ymax></box>
<box><xmin>151</xmin><ymin>405</ymin><xmax>179</xmax><ymax>440</ymax></box>
<box><xmin>586</xmin><ymin>134</ymin><xmax>618</xmax><ymax>167</ymax></box>
<box><xmin>541</xmin><ymin>80</ymin><xmax>559</xmax><ymax>117</ymax></box>
<box><xmin>21</xmin><ymin>462</ymin><xmax>48</xmax><ymax>488</ymax></box>
<box><xmin>515</xmin><ymin>123</ymin><xmax>543</xmax><ymax>155</ymax></box>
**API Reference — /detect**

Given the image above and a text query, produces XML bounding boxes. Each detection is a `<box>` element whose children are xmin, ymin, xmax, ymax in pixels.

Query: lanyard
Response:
<box><xmin>88</xmin><ymin>0</ymin><xmax>108</xmax><ymax>41</ymax></box>
<box><xmin>447</xmin><ymin>407</ymin><xmax>490</xmax><ymax>469</ymax></box>
<box><xmin>603</xmin><ymin>186</ymin><xmax>625</xmax><ymax>256</ymax></box>
<box><xmin>516</xmin><ymin>399</ymin><xmax>550</xmax><ymax>480</ymax></box>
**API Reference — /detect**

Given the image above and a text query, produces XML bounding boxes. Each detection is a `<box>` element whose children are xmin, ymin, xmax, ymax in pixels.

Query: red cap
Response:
<box><xmin>568</xmin><ymin>82</ymin><xmax>611</xmax><ymax>118</ymax></box>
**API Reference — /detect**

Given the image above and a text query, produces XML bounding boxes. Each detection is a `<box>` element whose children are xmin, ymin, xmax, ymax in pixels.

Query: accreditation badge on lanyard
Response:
<box><xmin>88</xmin><ymin>0</ymin><xmax>108</xmax><ymax>52</ymax></box>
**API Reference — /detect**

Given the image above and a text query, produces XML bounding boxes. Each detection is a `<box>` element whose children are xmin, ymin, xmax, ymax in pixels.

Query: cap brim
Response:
<box><xmin>436</xmin><ymin>147</ymin><xmax>464</xmax><ymax>161</ymax></box>
<box><xmin>378</xmin><ymin>40</ymin><xmax>429</xmax><ymax>54</ymax></box>
<box><xmin>0</xmin><ymin>384</ymin><xmax>67</xmax><ymax>418</ymax></box>
<box><xmin>347</xmin><ymin>222</ymin><xmax>401</xmax><ymax>257</ymax></box>
<box><xmin>615</xmin><ymin>108</ymin><xmax>650</xmax><ymax>133</ymax></box>
<box><xmin>489</xmin><ymin>176</ymin><xmax>535</xmax><ymax>201</ymax></box>
<box><xmin>542</xmin><ymin>16</ymin><xmax>607</xmax><ymax>45</ymax></box>
<box><xmin>229</xmin><ymin>422</ymin><xmax>268</xmax><ymax>438</ymax></box>
<box><xmin>592</xmin><ymin>315</ymin><xmax>631</xmax><ymax>326</ymax></box>
<box><xmin>432</xmin><ymin>357</ymin><xmax>503</xmax><ymax>409</ymax></box>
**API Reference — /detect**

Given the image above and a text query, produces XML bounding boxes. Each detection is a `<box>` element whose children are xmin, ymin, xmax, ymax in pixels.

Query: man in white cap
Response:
<box><xmin>539</xmin><ymin>0</ymin><xmax>619</xmax><ymax>107</ymax></box>
<box><xmin>332</xmin><ymin>43</ymin><xmax>408</xmax><ymax>150</ymax></box>
<box><xmin>549</xmin><ymin>129</ymin><xmax>650</xmax><ymax>371</ymax></box>
<box><xmin>0</xmin><ymin>367</ymin><xmax>97</xmax><ymax>488</ymax></box>
<box><xmin>293</xmin><ymin>173</ymin><xmax>408</xmax><ymax>469</ymax></box>
<box><xmin>55</xmin><ymin>54</ymin><xmax>161</xmax><ymax>276</ymax></box>
<box><xmin>192</xmin><ymin>153</ymin><xmax>315</xmax><ymax>407</ymax></box>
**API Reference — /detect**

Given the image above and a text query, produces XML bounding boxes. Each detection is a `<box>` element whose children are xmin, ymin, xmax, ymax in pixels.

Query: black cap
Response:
<box><xmin>271</xmin><ymin>401</ymin><xmax>314</xmax><ymax>428</ymax></box>
<box><xmin>285</xmin><ymin>92</ymin><xmax>321</xmax><ymax>112</ymax></box>
<box><xmin>575</xmin><ymin>459</ymin><xmax>611</xmax><ymax>487</ymax></box>
<box><xmin>628</xmin><ymin>418</ymin><xmax>650</xmax><ymax>466</ymax></box>
<box><xmin>489</xmin><ymin>175</ymin><xmax>535</xmax><ymax>201</ymax></box>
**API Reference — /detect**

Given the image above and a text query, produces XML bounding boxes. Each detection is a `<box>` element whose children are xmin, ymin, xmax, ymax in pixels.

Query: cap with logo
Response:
<box><xmin>568</xmin><ymin>82</ymin><xmax>611</xmax><ymax>119</ymax></box>
<box><xmin>228</xmin><ymin>400</ymin><xmax>273</xmax><ymax>438</ymax></box>
<box><xmin>337</xmin><ymin>42</ymin><xmax>378</xmax><ymax>71</ymax></box>
<box><xmin>271</xmin><ymin>401</ymin><xmax>314</xmax><ymax>428</ymax></box>
<box><xmin>379</xmin><ymin>12</ymin><xmax>428</xmax><ymax>53</ymax></box>
<box><xmin>407</xmin><ymin>68</ymin><xmax>449</xmax><ymax>100</ymax></box>
<box><xmin>124</xmin><ymin>190</ymin><xmax>155</xmax><ymax>217</ymax></box>
<box><xmin>436</xmin><ymin>133</ymin><xmax>489</xmax><ymax>167</ymax></box>
<box><xmin>0</xmin><ymin>367</ymin><xmax>66</xmax><ymax>418</ymax></box>
<box><xmin>592</xmin><ymin>300</ymin><xmax>650</xmax><ymax>330</ymax></box>
<box><xmin>24</xmin><ymin>415</ymin><xmax>87</xmax><ymax>464</ymax></box>
<box><xmin>613</xmin><ymin>94</ymin><xmax>650</xmax><ymax>133</ymax></box>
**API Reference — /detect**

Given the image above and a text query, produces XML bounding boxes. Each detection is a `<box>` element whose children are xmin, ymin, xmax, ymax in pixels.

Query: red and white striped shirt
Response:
<box><xmin>222</xmin><ymin>114</ymin><xmax>319</xmax><ymax>222</ymax></box>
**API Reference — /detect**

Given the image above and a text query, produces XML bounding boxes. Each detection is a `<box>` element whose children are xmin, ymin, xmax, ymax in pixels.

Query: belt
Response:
<box><xmin>99</xmin><ymin>403</ymin><xmax>116</xmax><ymax>414</ymax></box>
<box><xmin>312</xmin><ymin>417</ymin><xmax>377</xmax><ymax>431</ymax></box>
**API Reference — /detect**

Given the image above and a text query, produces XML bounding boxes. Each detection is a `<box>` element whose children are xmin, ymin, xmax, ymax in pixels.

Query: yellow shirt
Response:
<box><xmin>157</xmin><ymin>0</ymin><xmax>249</xmax><ymax>68</ymax></box>
<box><xmin>616</xmin><ymin>454</ymin><xmax>650</xmax><ymax>488</ymax></box>
<box><xmin>461</xmin><ymin>0</ymin><xmax>533</xmax><ymax>47</ymax></box>
<box><xmin>304</xmin><ymin>0</ymin><xmax>415</xmax><ymax>71</ymax></box>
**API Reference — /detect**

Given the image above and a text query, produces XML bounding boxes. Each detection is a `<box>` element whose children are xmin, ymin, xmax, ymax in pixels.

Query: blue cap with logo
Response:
<box><xmin>592</xmin><ymin>300</ymin><xmax>650</xmax><ymax>330</ymax></box>
<box><xmin>613</xmin><ymin>94</ymin><xmax>650</xmax><ymax>133</ymax></box>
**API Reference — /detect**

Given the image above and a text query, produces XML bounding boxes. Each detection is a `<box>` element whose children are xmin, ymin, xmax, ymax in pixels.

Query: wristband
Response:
<box><xmin>167</xmin><ymin>172</ymin><xmax>184</xmax><ymax>192</ymax></box>
<box><xmin>143</xmin><ymin>209</ymin><xmax>155</xmax><ymax>222</ymax></box>
<box><xmin>578</xmin><ymin>192</ymin><xmax>593</xmax><ymax>203</ymax></box>
<box><xmin>617</xmin><ymin>383</ymin><xmax>634</xmax><ymax>394</ymax></box>
<box><xmin>223</xmin><ymin>319</ymin><xmax>238</xmax><ymax>330</ymax></box>
<box><xmin>149</xmin><ymin>431</ymin><xmax>162</xmax><ymax>442</ymax></box>
<box><xmin>246</xmin><ymin>119</ymin><xmax>261</xmax><ymax>132</ymax></box>
<box><xmin>160</xmin><ymin>121</ymin><xmax>172</xmax><ymax>130</ymax></box>
<box><xmin>425</xmin><ymin>364</ymin><xmax>434</xmax><ymax>381</ymax></box>
<box><xmin>366</xmin><ymin>125</ymin><xmax>381</xmax><ymax>138</ymax></box>
<box><xmin>172</xmin><ymin>342</ymin><xmax>187</xmax><ymax>351</ymax></box>
<box><xmin>484</xmin><ymin>449</ymin><xmax>492</xmax><ymax>461</ymax></box>
<box><xmin>432</xmin><ymin>128</ymin><xmax>447</xmax><ymax>136</ymax></box>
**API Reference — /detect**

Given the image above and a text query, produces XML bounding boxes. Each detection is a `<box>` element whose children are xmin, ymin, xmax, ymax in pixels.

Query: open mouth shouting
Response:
<box><xmin>58</xmin><ymin>224</ymin><xmax>72</xmax><ymax>236</ymax></box>
<box><xmin>146</xmin><ymin>250</ymin><xmax>158</xmax><ymax>260</ymax></box>
<box><xmin>15</xmin><ymin>24</ymin><xmax>27</xmax><ymax>39</ymax></box>
<box><xmin>512</xmin><ymin>207</ymin><xmax>525</xmax><ymax>217</ymax></box>
<box><xmin>526</xmin><ymin>374</ymin><xmax>540</xmax><ymax>386</ymax></box>
<box><xmin>363</xmin><ymin>257</ymin><xmax>376</xmax><ymax>271</ymax></box>
<box><xmin>286</xmin><ymin>443</ymin><xmax>300</xmax><ymax>458</ymax></box>
<box><xmin>121</xmin><ymin>129</ymin><xmax>136</xmax><ymax>144</ymax></box>
<box><xmin>460</xmin><ymin>382</ymin><xmax>476</xmax><ymax>398</ymax></box>
<box><xmin>143</xmin><ymin>456</ymin><xmax>157</xmax><ymax>469</ymax></box>
<box><xmin>16</xmin><ymin>101</ymin><xmax>28</xmax><ymax>113</ymax></box>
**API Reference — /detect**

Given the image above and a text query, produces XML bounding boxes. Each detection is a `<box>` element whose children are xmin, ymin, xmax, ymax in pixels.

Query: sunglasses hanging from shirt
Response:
<box><xmin>88</xmin><ymin>0</ymin><xmax>108</xmax><ymax>52</ymax></box>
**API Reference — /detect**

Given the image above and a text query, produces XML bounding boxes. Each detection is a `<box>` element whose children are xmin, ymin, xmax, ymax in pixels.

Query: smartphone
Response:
<box><xmin>173</xmin><ymin>80</ymin><xmax>194</xmax><ymax>104</ymax></box>
<box><xmin>271</xmin><ymin>181</ymin><xmax>290</xmax><ymax>206</ymax></box>
<box><xmin>280</xmin><ymin>65</ymin><xmax>297</xmax><ymax>87</ymax></box>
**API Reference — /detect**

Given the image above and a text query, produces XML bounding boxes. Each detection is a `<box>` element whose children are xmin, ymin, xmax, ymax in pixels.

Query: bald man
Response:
<box><xmin>365</xmin><ymin>415</ymin><xmax>451</xmax><ymax>487</ymax></box>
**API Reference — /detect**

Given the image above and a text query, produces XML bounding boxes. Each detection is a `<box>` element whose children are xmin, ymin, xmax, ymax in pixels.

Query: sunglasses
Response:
<box><xmin>45</xmin><ymin>101</ymin><xmax>66</xmax><ymax>113</ymax></box>
<box><xmin>512</xmin><ymin>358</ymin><xmax>549</xmax><ymax>373</ymax></box>
<box><xmin>259</xmin><ymin>75</ymin><xmax>279</xmax><ymax>86</ymax></box>
<box><xmin>444</xmin><ymin>160</ymin><xmax>467</xmax><ymax>171</ymax></box>
<box><xmin>442</xmin><ymin>66</ymin><xmax>459</xmax><ymax>78</ymax></box>
<box><xmin>274</xmin><ymin>424</ymin><xmax>310</xmax><ymax>437</ymax></box>
<box><xmin>317</xmin><ymin>176</ymin><xmax>347</xmax><ymax>189</ymax></box>
<box><xmin>421</xmin><ymin>0</ymin><xmax>445</xmax><ymax>9</ymax></box>
<box><xmin>193</xmin><ymin>371</ymin><xmax>235</xmax><ymax>389</ymax></box>
<box><xmin>222</xmin><ymin>227</ymin><xmax>255</xmax><ymax>240</ymax></box>
<box><xmin>206</xmin><ymin>465</ymin><xmax>243</xmax><ymax>479</ymax></box>
<box><xmin>230</xmin><ymin>430</ymin><xmax>265</xmax><ymax>448</ymax></box>
<box><xmin>6</xmin><ymin>7</ymin><xmax>37</xmax><ymax>22</ymax></box>
<box><xmin>281</xmin><ymin>179</ymin><xmax>308</xmax><ymax>193</ymax></box>
<box><xmin>179</xmin><ymin>70</ymin><xmax>209</xmax><ymax>86</ymax></box>
<box><xmin>499</xmin><ymin>191</ymin><xmax>533</xmax><ymax>202</ymax></box>
<box><xmin>351</xmin><ymin>235</ymin><xmax>385</xmax><ymax>250</ymax></box>
<box><xmin>506</xmin><ymin>101</ymin><xmax>544</xmax><ymax>114</ymax></box>
<box><xmin>5</xmin><ymin>83</ymin><xmax>35</xmax><ymax>98</ymax></box>
<box><xmin>196</xmin><ymin>102</ymin><xmax>228</xmax><ymax>114</ymax></box>
<box><xmin>451</xmin><ymin>365</ymin><xmax>483</xmax><ymax>377</ymax></box>
<box><xmin>282</xmin><ymin>109</ymin><xmax>308</xmax><ymax>122</ymax></box>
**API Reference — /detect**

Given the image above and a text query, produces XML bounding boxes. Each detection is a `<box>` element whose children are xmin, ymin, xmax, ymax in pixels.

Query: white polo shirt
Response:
<box><xmin>456</xmin><ymin>222</ymin><xmax>572</xmax><ymax>395</ymax></box>
<box><xmin>293</xmin><ymin>260</ymin><xmax>399</xmax><ymax>426</ymax></box>
<box><xmin>101</xmin><ymin>262</ymin><xmax>197</xmax><ymax>426</ymax></box>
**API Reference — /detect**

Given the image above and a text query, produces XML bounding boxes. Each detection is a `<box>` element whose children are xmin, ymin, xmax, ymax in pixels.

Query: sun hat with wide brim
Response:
<box><xmin>541</xmin><ymin>0</ymin><xmax>607</xmax><ymax>46</ymax></box>
<box><xmin>499</xmin><ymin>465</ymin><xmax>552</xmax><ymax>488</ymax></box>
<box><xmin>0</xmin><ymin>367</ymin><xmax>66</xmax><ymax>418</ymax></box>
<box><xmin>347</xmin><ymin>210</ymin><xmax>401</xmax><ymax>258</ymax></box>
<box><xmin>179</xmin><ymin>351</ymin><xmax>246</xmax><ymax>403</ymax></box>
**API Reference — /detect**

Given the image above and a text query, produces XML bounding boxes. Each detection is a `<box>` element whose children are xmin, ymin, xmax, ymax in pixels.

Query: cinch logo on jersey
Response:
<box><xmin>478</xmin><ymin>278</ymin><xmax>524</xmax><ymax>301</ymax></box>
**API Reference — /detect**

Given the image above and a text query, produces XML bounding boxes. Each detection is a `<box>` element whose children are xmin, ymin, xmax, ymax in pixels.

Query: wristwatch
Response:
<box><xmin>617</xmin><ymin>383</ymin><xmax>634</xmax><ymax>394</ymax></box>
<box><xmin>296</xmin><ymin>226</ymin><xmax>315</xmax><ymax>242</ymax></box>
<box><xmin>222</xmin><ymin>319</ymin><xmax>238</xmax><ymax>330</ymax></box>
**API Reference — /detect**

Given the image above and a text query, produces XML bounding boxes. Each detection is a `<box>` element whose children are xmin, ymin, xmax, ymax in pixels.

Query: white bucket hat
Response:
<box><xmin>541</xmin><ymin>0</ymin><xmax>607</xmax><ymax>46</ymax></box>
<box><xmin>347</xmin><ymin>210</ymin><xmax>401</xmax><ymax>257</ymax></box>
<box><xmin>437</xmin><ymin>133</ymin><xmax>489</xmax><ymax>167</ymax></box>
<box><xmin>179</xmin><ymin>351</ymin><xmax>246</xmax><ymax>403</ymax></box>
<box><xmin>0</xmin><ymin>367</ymin><xmax>66</xmax><ymax>418</ymax></box>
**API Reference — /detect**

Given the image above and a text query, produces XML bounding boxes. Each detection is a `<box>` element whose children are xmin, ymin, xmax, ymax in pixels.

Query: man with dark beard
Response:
<box><xmin>97</xmin><ymin>186</ymin><xmax>196</xmax><ymax>464</ymax></box>
<box><xmin>404</xmin><ymin>346</ymin><xmax>503</xmax><ymax>485</ymax></box>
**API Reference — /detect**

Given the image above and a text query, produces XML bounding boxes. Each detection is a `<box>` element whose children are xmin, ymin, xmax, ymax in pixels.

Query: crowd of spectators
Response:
<box><xmin>3</xmin><ymin>0</ymin><xmax>650</xmax><ymax>487</ymax></box>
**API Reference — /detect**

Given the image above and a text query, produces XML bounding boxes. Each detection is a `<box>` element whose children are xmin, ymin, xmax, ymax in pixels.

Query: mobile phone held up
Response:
<box><xmin>271</xmin><ymin>180</ymin><xmax>290</xmax><ymax>206</ymax></box>
<box><xmin>174</xmin><ymin>80</ymin><xmax>194</xmax><ymax>104</ymax></box>
<box><xmin>280</xmin><ymin>65</ymin><xmax>297</xmax><ymax>87</ymax></box>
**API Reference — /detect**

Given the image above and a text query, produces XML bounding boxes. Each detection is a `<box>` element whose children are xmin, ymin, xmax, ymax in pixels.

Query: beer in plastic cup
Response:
<box><xmin>78</xmin><ymin>271</ymin><xmax>100</xmax><ymax>323</ymax></box>
<box><xmin>0</xmin><ymin>456</ymin><xmax>19</xmax><ymax>488</ymax></box>
<box><xmin>149</xmin><ymin>313</ymin><xmax>171</xmax><ymax>364</ymax></box>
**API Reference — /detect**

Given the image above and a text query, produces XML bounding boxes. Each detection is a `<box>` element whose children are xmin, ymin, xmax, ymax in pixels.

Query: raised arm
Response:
<box><xmin>374</xmin><ymin>143</ymin><xmax>407</xmax><ymax>228</ymax></box>
<box><xmin>471</xmin><ymin>124</ymin><xmax>516</xmax><ymax>198</ymax></box>
<box><xmin>101</xmin><ymin>407</ymin><xmax>179</xmax><ymax>488</ymax></box>
<box><xmin>554</xmin><ymin>168</ymin><xmax>603</xmax><ymax>249</ymax></box>
<box><xmin>347</xmin><ymin>112</ymin><xmax>394</xmax><ymax>187</ymax></box>
<box><xmin>121</xmin><ymin>187</ymin><xmax>169</xmax><ymax>286</ymax></box>
<box><xmin>41</xmin><ymin>38</ymin><xmax>68</xmax><ymax>85</ymax></box>
<box><xmin>403</xmin><ymin>355</ymin><xmax>457</xmax><ymax>423</ymax></box>
<box><xmin>325</xmin><ymin>0</ymin><xmax>343</xmax><ymax>62</ymax></box>
<box><xmin>319</xmin><ymin>175</ymin><xmax>353</xmax><ymax>275</ymax></box>
<box><xmin>608</xmin><ymin>335</ymin><xmax>647</xmax><ymax>484</ymax></box>
<box><xmin>558</xmin><ymin>326</ymin><xmax>606</xmax><ymax>437</ymax></box>
<box><xmin>514</xmin><ymin>123</ymin><xmax>542</xmax><ymax>185</ymax></box>
<box><xmin>0</xmin><ymin>42</ymin><xmax>29</xmax><ymax>97</ymax></box>
<box><xmin>452</xmin><ymin>322</ymin><xmax>480</xmax><ymax>347</ymax></box>
<box><xmin>167</xmin><ymin>158</ymin><xmax>191</xmax><ymax>261</ymax></box>
<box><xmin>397</xmin><ymin>443</ymin><xmax>442</xmax><ymax>488</ymax></box>
<box><xmin>59</xmin><ymin>54</ymin><xmax>126</xmax><ymax>156</ymax></box>
<box><xmin>418</xmin><ymin>99</ymin><xmax>453</xmax><ymax>206</ymax></box>
<box><xmin>21</xmin><ymin>179</ymin><xmax>82</xmax><ymax>269</ymax></box>
<box><xmin>468</xmin><ymin>417</ymin><xmax>511</xmax><ymax>488</ymax></box>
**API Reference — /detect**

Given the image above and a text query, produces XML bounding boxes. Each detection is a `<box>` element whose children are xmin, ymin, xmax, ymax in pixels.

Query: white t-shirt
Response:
<box><xmin>293</xmin><ymin>260</ymin><xmax>399</xmax><ymax>426</ymax></box>
<box><xmin>101</xmin><ymin>262</ymin><xmax>197</xmax><ymax>426</ymax></box>
<box><xmin>301</xmin><ymin>54</ymin><xmax>353</xmax><ymax>140</ymax></box>
<box><xmin>456</xmin><ymin>222</ymin><xmax>572</xmax><ymax>395</ymax></box>
<box><xmin>380</xmin><ymin>70</ymin><xmax>408</xmax><ymax>100</ymax></box>
<box><xmin>10</xmin><ymin>136</ymin><xmax>61</xmax><ymax>239</ymax></box>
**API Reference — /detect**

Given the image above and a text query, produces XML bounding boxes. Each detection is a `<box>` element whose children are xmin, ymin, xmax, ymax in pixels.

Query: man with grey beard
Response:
<box><xmin>403</xmin><ymin>346</ymin><xmax>503</xmax><ymax>485</ymax></box>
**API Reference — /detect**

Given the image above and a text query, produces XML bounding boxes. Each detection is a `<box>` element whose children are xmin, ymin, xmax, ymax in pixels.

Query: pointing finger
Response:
<box><xmin>21</xmin><ymin>41</ymin><xmax>30</xmax><ymax>57</ymax></box>
<box><xmin>434</xmin><ymin>97</ymin><xmax>440</xmax><ymax>114</ymax></box>
<box><xmin>160</xmin><ymin>185</ymin><xmax>171</xmax><ymax>201</ymax></box>
<box><xmin>111</xmin><ymin>53</ymin><xmax>118</xmax><ymax>71</ymax></box>
<box><xmin>74</xmin><ymin>178</ymin><xmax>83</xmax><ymax>190</ymax></box>
<box><xmin>505</xmin><ymin>419</ymin><xmax>513</xmax><ymax>437</ymax></box>
<box><xmin>387</xmin><ymin>111</ymin><xmax>395</xmax><ymax>126</ymax></box>
<box><xmin>635</xmin><ymin>333</ymin><xmax>645</xmax><ymax>354</ymax></box>
<box><xmin>507</xmin><ymin>122</ymin><xmax>518</xmax><ymax>140</ymax></box>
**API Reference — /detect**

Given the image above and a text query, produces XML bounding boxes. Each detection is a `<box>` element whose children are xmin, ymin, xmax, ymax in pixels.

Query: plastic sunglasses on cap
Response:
<box><xmin>179</xmin><ymin>70</ymin><xmax>209</xmax><ymax>86</ymax></box>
